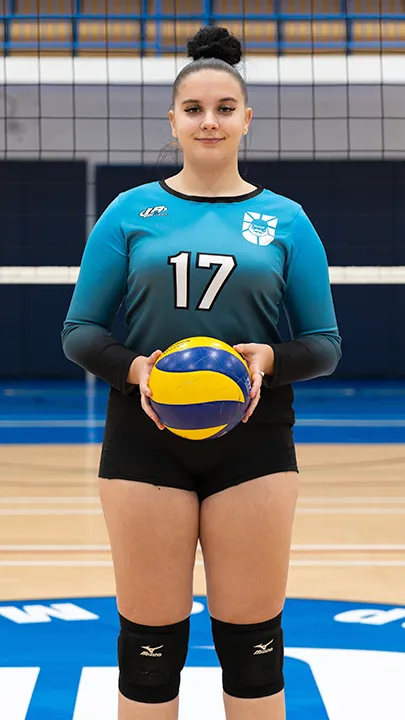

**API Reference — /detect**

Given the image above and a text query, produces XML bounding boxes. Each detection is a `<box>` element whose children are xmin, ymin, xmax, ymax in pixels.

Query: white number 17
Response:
<box><xmin>168</xmin><ymin>252</ymin><xmax>237</xmax><ymax>311</ymax></box>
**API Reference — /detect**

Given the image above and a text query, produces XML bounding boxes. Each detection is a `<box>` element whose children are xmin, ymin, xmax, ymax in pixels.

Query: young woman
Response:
<box><xmin>62</xmin><ymin>26</ymin><xmax>341</xmax><ymax>720</ymax></box>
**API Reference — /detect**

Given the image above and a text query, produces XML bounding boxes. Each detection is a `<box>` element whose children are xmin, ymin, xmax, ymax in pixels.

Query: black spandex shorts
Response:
<box><xmin>99</xmin><ymin>386</ymin><xmax>299</xmax><ymax>502</ymax></box>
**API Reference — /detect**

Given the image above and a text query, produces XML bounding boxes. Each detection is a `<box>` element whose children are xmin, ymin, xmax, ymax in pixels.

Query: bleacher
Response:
<box><xmin>1</xmin><ymin>0</ymin><xmax>405</xmax><ymax>55</ymax></box>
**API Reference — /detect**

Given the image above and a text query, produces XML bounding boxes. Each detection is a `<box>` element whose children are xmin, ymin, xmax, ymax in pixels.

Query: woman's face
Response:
<box><xmin>169</xmin><ymin>70</ymin><xmax>252</xmax><ymax>166</ymax></box>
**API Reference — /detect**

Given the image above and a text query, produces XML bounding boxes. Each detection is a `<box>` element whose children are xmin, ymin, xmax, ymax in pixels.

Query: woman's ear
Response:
<box><xmin>168</xmin><ymin>109</ymin><xmax>177</xmax><ymax>138</ymax></box>
<box><xmin>244</xmin><ymin>106</ymin><xmax>253</xmax><ymax>134</ymax></box>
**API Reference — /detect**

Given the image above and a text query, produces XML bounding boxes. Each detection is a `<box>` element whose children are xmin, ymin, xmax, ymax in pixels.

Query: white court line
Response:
<box><xmin>0</xmin><ymin>545</ymin><xmax>110</xmax><ymax>551</ymax></box>
<box><xmin>196</xmin><ymin>559</ymin><xmax>405</xmax><ymax>568</ymax></box>
<box><xmin>289</xmin><ymin>560</ymin><xmax>405</xmax><ymax>567</ymax></box>
<box><xmin>1</xmin><ymin>559</ymin><xmax>405</xmax><ymax>568</ymax></box>
<box><xmin>0</xmin><ymin>509</ymin><xmax>103</xmax><ymax>516</ymax></box>
<box><xmin>299</xmin><ymin>497</ymin><xmax>405</xmax><ymax>504</ymax></box>
<box><xmin>296</xmin><ymin>508</ymin><xmax>405</xmax><ymax>515</ymax></box>
<box><xmin>0</xmin><ymin>497</ymin><xmax>100</xmax><ymax>504</ymax></box>
<box><xmin>0</xmin><ymin>560</ymin><xmax>112</xmax><ymax>567</ymax></box>
<box><xmin>1</xmin><ymin>544</ymin><xmax>405</xmax><ymax>552</ymax></box>
<box><xmin>290</xmin><ymin>544</ymin><xmax>405</xmax><ymax>551</ymax></box>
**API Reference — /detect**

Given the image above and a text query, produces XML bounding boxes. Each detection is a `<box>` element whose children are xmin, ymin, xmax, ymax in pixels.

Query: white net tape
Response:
<box><xmin>1</xmin><ymin>266</ymin><xmax>404</xmax><ymax>285</ymax></box>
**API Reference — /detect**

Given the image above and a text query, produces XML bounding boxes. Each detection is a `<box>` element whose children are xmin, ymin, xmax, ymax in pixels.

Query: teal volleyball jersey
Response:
<box><xmin>62</xmin><ymin>180</ymin><xmax>341</xmax><ymax>420</ymax></box>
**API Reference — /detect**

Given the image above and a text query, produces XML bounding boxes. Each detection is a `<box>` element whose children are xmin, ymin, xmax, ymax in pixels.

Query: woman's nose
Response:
<box><xmin>200</xmin><ymin>112</ymin><xmax>219</xmax><ymax>130</ymax></box>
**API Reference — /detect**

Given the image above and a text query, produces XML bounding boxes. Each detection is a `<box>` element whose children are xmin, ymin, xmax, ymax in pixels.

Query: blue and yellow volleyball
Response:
<box><xmin>149</xmin><ymin>336</ymin><xmax>251</xmax><ymax>440</ymax></box>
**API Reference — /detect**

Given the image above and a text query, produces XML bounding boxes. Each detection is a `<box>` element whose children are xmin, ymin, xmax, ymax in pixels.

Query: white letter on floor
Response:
<box><xmin>73</xmin><ymin>667</ymin><xmax>119</xmax><ymax>720</ymax></box>
<box><xmin>72</xmin><ymin>666</ymin><xmax>225</xmax><ymax>720</ymax></box>
<box><xmin>0</xmin><ymin>603</ymin><xmax>99</xmax><ymax>624</ymax></box>
<box><xmin>286</xmin><ymin>647</ymin><xmax>405</xmax><ymax>720</ymax></box>
<box><xmin>0</xmin><ymin>667</ymin><xmax>39</xmax><ymax>720</ymax></box>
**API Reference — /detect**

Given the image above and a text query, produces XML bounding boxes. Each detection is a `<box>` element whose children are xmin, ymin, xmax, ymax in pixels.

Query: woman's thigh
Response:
<box><xmin>100</xmin><ymin>478</ymin><xmax>200</xmax><ymax>625</ymax></box>
<box><xmin>199</xmin><ymin>471</ymin><xmax>299</xmax><ymax>623</ymax></box>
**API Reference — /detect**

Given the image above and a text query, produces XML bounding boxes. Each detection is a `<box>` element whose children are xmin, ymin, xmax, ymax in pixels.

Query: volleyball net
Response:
<box><xmin>1</xmin><ymin>4</ymin><xmax>405</xmax><ymax>385</ymax></box>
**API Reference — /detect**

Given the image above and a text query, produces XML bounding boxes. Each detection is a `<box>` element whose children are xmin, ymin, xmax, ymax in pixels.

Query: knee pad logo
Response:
<box><xmin>253</xmin><ymin>640</ymin><xmax>274</xmax><ymax>655</ymax></box>
<box><xmin>140</xmin><ymin>645</ymin><xmax>164</xmax><ymax>657</ymax></box>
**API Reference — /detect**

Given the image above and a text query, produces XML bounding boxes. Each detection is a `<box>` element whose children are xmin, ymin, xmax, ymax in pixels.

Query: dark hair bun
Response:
<box><xmin>187</xmin><ymin>27</ymin><xmax>242</xmax><ymax>66</ymax></box>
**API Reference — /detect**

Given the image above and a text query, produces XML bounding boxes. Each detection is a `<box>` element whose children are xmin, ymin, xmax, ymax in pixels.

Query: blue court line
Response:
<box><xmin>2</xmin><ymin>418</ymin><xmax>405</xmax><ymax>428</ymax></box>
<box><xmin>1</xmin><ymin>379</ymin><xmax>404</xmax><ymax>444</ymax></box>
<box><xmin>1</xmin><ymin>421</ymin><xmax>404</xmax><ymax>444</ymax></box>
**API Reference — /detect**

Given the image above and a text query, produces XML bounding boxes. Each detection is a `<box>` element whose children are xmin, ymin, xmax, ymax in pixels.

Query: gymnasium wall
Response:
<box><xmin>1</xmin><ymin>158</ymin><xmax>404</xmax><ymax>379</ymax></box>
<box><xmin>1</xmin><ymin>161</ymin><xmax>86</xmax><ymax>377</ymax></box>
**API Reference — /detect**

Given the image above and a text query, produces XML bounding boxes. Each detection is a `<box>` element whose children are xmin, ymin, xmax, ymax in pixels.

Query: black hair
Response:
<box><xmin>171</xmin><ymin>26</ymin><xmax>248</xmax><ymax>107</ymax></box>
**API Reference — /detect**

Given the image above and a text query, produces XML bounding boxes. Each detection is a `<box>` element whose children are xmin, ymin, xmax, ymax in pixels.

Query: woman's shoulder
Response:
<box><xmin>256</xmin><ymin>186</ymin><xmax>302</xmax><ymax>223</ymax></box>
<box><xmin>96</xmin><ymin>181</ymin><xmax>167</xmax><ymax>228</ymax></box>
<box><xmin>116</xmin><ymin>180</ymin><xmax>163</xmax><ymax>205</ymax></box>
<box><xmin>260</xmin><ymin>186</ymin><xmax>301</xmax><ymax>212</ymax></box>
<box><xmin>100</xmin><ymin>181</ymin><xmax>169</xmax><ymax>222</ymax></box>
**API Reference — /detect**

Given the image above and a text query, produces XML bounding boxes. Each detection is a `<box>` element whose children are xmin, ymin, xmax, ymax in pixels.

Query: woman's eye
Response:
<box><xmin>184</xmin><ymin>106</ymin><xmax>235</xmax><ymax>114</ymax></box>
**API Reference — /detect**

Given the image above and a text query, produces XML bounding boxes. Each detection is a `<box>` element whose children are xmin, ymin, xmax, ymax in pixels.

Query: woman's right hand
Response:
<box><xmin>128</xmin><ymin>350</ymin><xmax>164</xmax><ymax>430</ymax></box>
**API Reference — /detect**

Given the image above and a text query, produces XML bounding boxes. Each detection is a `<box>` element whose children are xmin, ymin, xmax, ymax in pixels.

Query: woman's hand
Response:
<box><xmin>233</xmin><ymin>343</ymin><xmax>275</xmax><ymax>423</ymax></box>
<box><xmin>127</xmin><ymin>350</ymin><xmax>164</xmax><ymax>430</ymax></box>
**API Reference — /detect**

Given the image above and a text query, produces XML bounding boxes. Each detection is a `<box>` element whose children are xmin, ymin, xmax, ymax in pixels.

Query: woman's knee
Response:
<box><xmin>118</xmin><ymin>613</ymin><xmax>190</xmax><ymax>704</ymax></box>
<box><xmin>210</xmin><ymin>611</ymin><xmax>285</xmax><ymax>699</ymax></box>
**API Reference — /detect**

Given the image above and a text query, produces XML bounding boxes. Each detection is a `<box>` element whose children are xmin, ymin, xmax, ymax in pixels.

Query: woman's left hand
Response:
<box><xmin>233</xmin><ymin>343</ymin><xmax>275</xmax><ymax>423</ymax></box>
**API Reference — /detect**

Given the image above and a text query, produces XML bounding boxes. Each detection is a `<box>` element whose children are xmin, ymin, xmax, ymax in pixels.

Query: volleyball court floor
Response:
<box><xmin>0</xmin><ymin>378</ymin><xmax>404</xmax><ymax>719</ymax></box>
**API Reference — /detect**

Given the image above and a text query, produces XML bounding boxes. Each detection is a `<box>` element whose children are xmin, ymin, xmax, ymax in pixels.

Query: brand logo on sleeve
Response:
<box><xmin>139</xmin><ymin>206</ymin><xmax>168</xmax><ymax>218</ymax></box>
<box><xmin>242</xmin><ymin>211</ymin><xmax>278</xmax><ymax>246</ymax></box>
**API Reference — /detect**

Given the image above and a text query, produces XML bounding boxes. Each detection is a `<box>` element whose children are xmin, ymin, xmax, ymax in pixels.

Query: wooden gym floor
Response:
<box><xmin>0</xmin><ymin>442</ymin><xmax>404</xmax><ymax>605</ymax></box>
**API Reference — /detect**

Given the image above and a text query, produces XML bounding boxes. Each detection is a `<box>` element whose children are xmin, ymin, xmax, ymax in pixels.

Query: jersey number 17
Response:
<box><xmin>168</xmin><ymin>252</ymin><xmax>237</xmax><ymax>311</ymax></box>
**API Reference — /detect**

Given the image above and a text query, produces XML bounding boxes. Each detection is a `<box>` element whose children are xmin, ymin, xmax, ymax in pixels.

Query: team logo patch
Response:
<box><xmin>139</xmin><ymin>205</ymin><xmax>168</xmax><ymax>218</ymax></box>
<box><xmin>242</xmin><ymin>211</ymin><xmax>278</xmax><ymax>246</ymax></box>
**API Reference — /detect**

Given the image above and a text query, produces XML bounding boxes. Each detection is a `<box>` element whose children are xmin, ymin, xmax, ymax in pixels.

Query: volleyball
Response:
<box><xmin>149</xmin><ymin>336</ymin><xmax>252</xmax><ymax>440</ymax></box>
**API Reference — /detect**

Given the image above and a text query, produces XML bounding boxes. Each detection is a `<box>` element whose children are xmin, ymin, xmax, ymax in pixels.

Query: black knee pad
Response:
<box><xmin>118</xmin><ymin>613</ymin><xmax>190</xmax><ymax>703</ymax></box>
<box><xmin>211</xmin><ymin>612</ymin><xmax>284</xmax><ymax>699</ymax></box>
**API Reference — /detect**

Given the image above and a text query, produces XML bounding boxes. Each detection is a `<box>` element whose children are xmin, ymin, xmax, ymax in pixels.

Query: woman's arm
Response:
<box><xmin>265</xmin><ymin>208</ymin><xmax>342</xmax><ymax>388</ymax></box>
<box><xmin>61</xmin><ymin>196</ymin><xmax>138</xmax><ymax>394</ymax></box>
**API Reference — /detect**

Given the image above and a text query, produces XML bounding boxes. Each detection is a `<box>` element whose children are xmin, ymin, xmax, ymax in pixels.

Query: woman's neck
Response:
<box><xmin>165</xmin><ymin>161</ymin><xmax>256</xmax><ymax>197</ymax></box>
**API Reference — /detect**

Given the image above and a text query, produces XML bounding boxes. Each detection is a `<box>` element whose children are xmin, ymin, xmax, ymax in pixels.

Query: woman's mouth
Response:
<box><xmin>196</xmin><ymin>138</ymin><xmax>224</xmax><ymax>145</ymax></box>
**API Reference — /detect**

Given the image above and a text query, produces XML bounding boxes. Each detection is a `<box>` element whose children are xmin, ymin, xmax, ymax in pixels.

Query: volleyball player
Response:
<box><xmin>62</xmin><ymin>26</ymin><xmax>341</xmax><ymax>720</ymax></box>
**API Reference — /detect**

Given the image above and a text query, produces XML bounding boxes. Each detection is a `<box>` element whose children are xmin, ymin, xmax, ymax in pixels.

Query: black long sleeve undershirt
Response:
<box><xmin>62</xmin><ymin>322</ymin><xmax>341</xmax><ymax>397</ymax></box>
